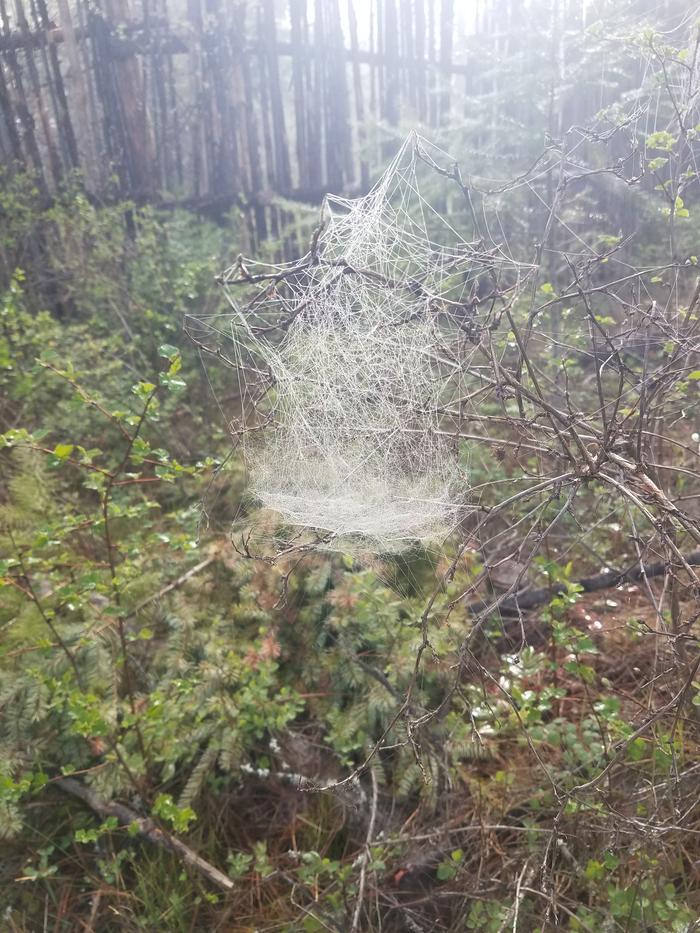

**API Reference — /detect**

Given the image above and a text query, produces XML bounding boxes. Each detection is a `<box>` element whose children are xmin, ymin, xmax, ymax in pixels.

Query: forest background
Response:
<box><xmin>2</xmin><ymin>0</ymin><xmax>700</xmax><ymax>930</ymax></box>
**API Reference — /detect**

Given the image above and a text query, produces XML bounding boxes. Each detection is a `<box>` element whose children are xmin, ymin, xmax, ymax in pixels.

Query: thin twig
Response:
<box><xmin>350</xmin><ymin>768</ymin><xmax>379</xmax><ymax>932</ymax></box>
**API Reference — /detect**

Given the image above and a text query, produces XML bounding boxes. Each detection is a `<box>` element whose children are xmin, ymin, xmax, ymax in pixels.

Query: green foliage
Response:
<box><xmin>2</xmin><ymin>12</ymin><xmax>700</xmax><ymax>926</ymax></box>
<box><xmin>436</xmin><ymin>848</ymin><xmax>463</xmax><ymax>881</ymax></box>
<box><xmin>152</xmin><ymin>794</ymin><xmax>197</xmax><ymax>833</ymax></box>
<box><xmin>465</xmin><ymin>900</ymin><xmax>509</xmax><ymax>931</ymax></box>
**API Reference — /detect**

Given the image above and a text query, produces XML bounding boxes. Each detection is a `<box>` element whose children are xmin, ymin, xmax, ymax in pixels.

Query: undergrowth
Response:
<box><xmin>2</xmin><ymin>18</ymin><xmax>700</xmax><ymax>928</ymax></box>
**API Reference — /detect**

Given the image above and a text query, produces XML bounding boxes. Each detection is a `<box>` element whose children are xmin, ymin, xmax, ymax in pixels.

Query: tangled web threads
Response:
<box><xmin>254</xmin><ymin>310</ymin><xmax>458</xmax><ymax>543</ymax></box>
<box><xmin>188</xmin><ymin>134</ymin><xmax>523</xmax><ymax>552</ymax></box>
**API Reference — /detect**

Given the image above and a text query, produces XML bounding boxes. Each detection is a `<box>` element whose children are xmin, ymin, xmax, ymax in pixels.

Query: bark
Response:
<box><xmin>468</xmin><ymin>551</ymin><xmax>700</xmax><ymax>617</ymax></box>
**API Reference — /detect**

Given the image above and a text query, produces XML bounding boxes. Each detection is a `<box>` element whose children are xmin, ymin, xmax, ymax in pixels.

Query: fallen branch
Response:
<box><xmin>469</xmin><ymin>550</ymin><xmax>700</xmax><ymax>616</ymax></box>
<box><xmin>56</xmin><ymin>777</ymin><xmax>234</xmax><ymax>892</ymax></box>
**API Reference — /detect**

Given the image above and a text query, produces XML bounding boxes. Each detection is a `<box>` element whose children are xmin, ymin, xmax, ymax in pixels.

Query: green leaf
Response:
<box><xmin>132</xmin><ymin>381</ymin><xmax>156</xmax><ymax>401</ymax></box>
<box><xmin>584</xmin><ymin>858</ymin><xmax>604</xmax><ymax>881</ymax></box>
<box><xmin>646</xmin><ymin>131</ymin><xmax>676</xmax><ymax>151</ymax></box>
<box><xmin>603</xmin><ymin>852</ymin><xmax>620</xmax><ymax>870</ymax></box>
<box><xmin>53</xmin><ymin>443</ymin><xmax>75</xmax><ymax>460</ymax></box>
<box><xmin>674</xmin><ymin>195</ymin><xmax>690</xmax><ymax>218</ymax></box>
<box><xmin>158</xmin><ymin>343</ymin><xmax>180</xmax><ymax>361</ymax></box>
<box><xmin>436</xmin><ymin>861</ymin><xmax>457</xmax><ymax>880</ymax></box>
<box><xmin>159</xmin><ymin>372</ymin><xmax>186</xmax><ymax>391</ymax></box>
<box><xmin>152</xmin><ymin>793</ymin><xmax>197</xmax><ymax>832</ymax></box>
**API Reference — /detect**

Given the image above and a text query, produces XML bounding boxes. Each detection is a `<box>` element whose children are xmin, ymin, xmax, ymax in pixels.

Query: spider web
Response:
<box><xmin>187</xmin><ymin>133</ymin><xmax>526</xmax><ymax>553</ymax></box>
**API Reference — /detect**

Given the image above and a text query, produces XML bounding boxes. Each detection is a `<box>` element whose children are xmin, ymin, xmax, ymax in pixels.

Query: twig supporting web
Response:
<box><xmin>186</xmin><ymin>133</ymin><xmax>526</xmax><ymax>553</ymax></box>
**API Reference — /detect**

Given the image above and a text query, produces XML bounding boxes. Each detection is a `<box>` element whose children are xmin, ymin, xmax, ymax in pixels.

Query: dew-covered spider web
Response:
<box><xmin>187</xmin><ymin>133</ymin><xmax>526</xmax><ymax>553</ymax></box>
